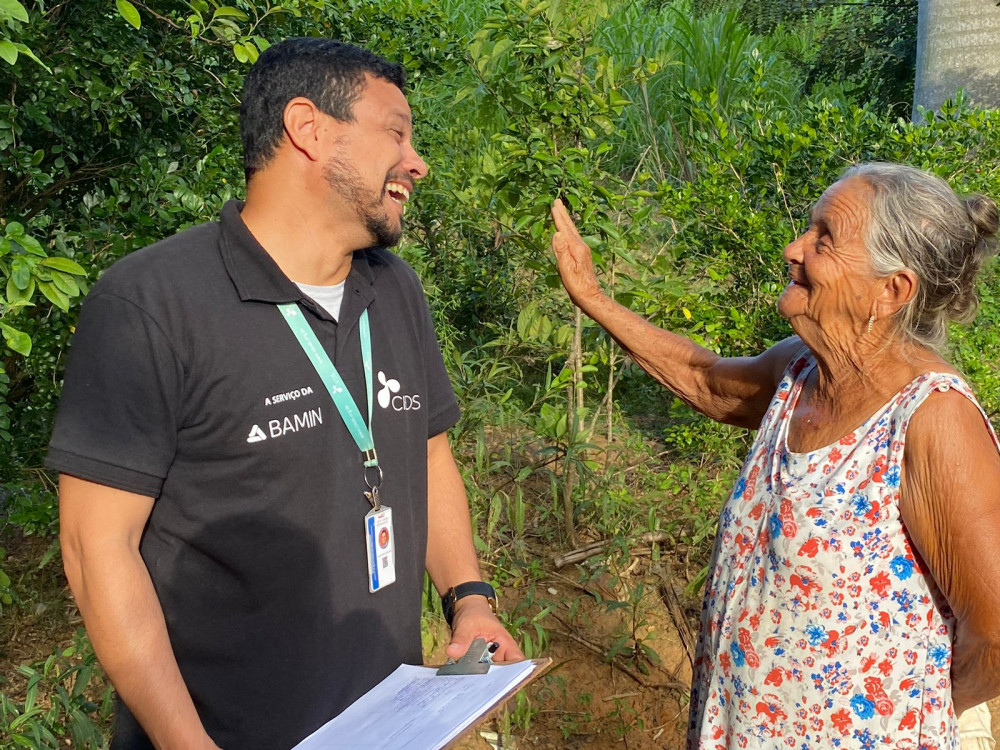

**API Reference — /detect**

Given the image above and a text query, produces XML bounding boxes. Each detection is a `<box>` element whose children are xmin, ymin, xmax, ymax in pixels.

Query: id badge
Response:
<box><xmin>365</xmin><ymin>506</ymin><xmax>396</xmax><ymax>593</ymax></box>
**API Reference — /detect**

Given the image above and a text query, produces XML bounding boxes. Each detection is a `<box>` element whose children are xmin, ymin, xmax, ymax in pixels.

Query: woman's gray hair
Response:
<box><xmin>842</xmin><ymin>162</ymin><xmax>999</xmax><ymax>352</ymax></box>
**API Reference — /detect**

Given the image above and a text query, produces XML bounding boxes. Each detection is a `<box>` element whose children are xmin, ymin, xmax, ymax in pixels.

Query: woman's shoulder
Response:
<box><xmin>761</xmin><ymin>336</ymin><xmax>811</xmax><ymax>386</ymax></box>
<box><xmin>903</xmin><ymin>364</ymin><xmax>997</xmax><ymax>452</ymax></box>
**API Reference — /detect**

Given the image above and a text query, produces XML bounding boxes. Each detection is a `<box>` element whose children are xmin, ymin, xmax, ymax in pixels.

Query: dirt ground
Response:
<box><xmin>443</xmin><ymin>575</ymin><xmax>1000</xmax><ymax>749</ymax></box>
<box><xmin>2</xmin><ymin>532</ymin><xmax>999</xmax><ymax>749</ymax></box>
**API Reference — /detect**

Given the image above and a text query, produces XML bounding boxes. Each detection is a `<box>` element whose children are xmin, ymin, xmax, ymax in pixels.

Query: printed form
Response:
<box><xmin>291</xmin><ymin>661</ymin><xmax>537</xmax><ymax>749</ymax></box>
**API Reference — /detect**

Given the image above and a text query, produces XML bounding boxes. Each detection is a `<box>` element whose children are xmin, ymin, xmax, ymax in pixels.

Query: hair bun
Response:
<box><xmin>964</xmin><ymin>193</ymin><xmax>1000</xmax><ymax>241</ymax></box>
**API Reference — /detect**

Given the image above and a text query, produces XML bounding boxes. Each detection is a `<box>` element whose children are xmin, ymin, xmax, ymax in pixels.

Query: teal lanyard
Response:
<box><xmin>277</xmin><ymin>304</ymin><xmax>377</xmax><ymax>469</ymax></box>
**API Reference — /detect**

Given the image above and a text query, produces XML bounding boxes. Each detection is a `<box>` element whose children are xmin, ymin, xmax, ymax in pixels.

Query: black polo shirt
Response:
<box><xmin>47</xmin><ymin>201</ymin><xmax>460</xmax><ymax>749</ymax></box>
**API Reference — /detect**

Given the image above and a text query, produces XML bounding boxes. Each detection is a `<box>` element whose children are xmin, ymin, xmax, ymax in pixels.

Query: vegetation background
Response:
<box><xmin>2</xmin><ymin>0</ymin><xmax>999</xmax><ymax>746</ymax></box>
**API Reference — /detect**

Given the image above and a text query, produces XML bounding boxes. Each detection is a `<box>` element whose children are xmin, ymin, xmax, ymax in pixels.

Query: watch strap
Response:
<box><xmin>441</xmin><ymin>581</ymin><xmax>497</xmax><ymax>628</ymax></box>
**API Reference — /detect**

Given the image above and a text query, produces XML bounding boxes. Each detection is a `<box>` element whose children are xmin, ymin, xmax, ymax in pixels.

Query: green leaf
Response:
<box><xmin>212</xmin><ymin>6</ymin><xmax>248</xmax><ymax>20</ymax></box>
<box><xmin>0</xmin><ymin>39</ymin><xmax>17</xmax><ymax>66</ymax></box>
<box><xmin>38</xmin><ymin>280</ymin><xmax>70</xmax><ymax>312</ymax></box>
<box><xmin>10</xmin><ymin>255</ymin><xmax>31</xmax><ymax>289</ymax></box>
<box><xmin>40</xmin><ymin>256</ymin><xmax>86</xmax><ymax>275</ymax></box>
<box><xmin>16</xmin><ymin>234</ymin><xmax>46</xmax><ymax>257</ymax></box>
<box><xmin>0</xmin><ymin>0</ymin><xmax>29</xmax><ymax>23</ymax></box>
<box><xmin>0</xmin><ymin>322</ymin><xmax>31</xmax><ymax>356</ymax></box>
<box><xmin>4</xmin><ymin>221</ymin><xmax>24</xmax><ymax>237</ymax></box>
<box><xmin>10</xmin><ymin>42</ymin><xmax>50</xmax><ymax>72</ymax></box>
<box><xmin>116</xmin><ymin>0</ymin><xmax>141</xmax><ymax>29</ymax></box>
<box><xmin>50</xmin><ymin>270</ymin><xmax>80</xmax><ymax>297</ymax></box>
<box><xmin>233</xmin><ymin>42</ymin><xmax>250</xmax><ymax>63</ymax></box>
<box><xmin>243</xmin><ymin>40</ymin><xmax>259</xmax><ymax>63</ymax></box>
<box><xmin>6</xmin><ymin>274</ymin><xmax>34</xmax><ymax>303</ymax></box>
<box><xmin>488</xmin><ymin>38</ymin><xmax>515</xmax><ymax>64</ymax></box>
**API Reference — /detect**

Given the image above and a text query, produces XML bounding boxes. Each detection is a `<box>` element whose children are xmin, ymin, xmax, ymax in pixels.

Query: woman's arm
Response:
<box><xmin>551</xmin><ymin>199</ymin><xmax>798</xmax><ymax>428</ymax></box>
<box><xmin>901</xmin><ymin>388</ymin><xmax>1000</xmax><ymax>713</ymax></box>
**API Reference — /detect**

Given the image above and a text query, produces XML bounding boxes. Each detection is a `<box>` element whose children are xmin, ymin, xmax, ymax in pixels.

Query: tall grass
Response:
<box><xmin>591</xmin><ymin>0</ymin><xmax>808</xmax><ymax>179</ymax></box>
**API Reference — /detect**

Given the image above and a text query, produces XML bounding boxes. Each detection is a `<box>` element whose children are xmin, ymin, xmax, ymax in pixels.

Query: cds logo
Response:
<box><xmin>377</xmin><ymin>370</ymin><xmax>421</xmax><ymax>411</ymax></box>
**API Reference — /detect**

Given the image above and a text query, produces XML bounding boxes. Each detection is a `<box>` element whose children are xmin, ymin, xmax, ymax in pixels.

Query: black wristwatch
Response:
<box><xmin>441</xmin><ymin>581</ymin><xmax>498</xmax><ymax>628</ymax></box>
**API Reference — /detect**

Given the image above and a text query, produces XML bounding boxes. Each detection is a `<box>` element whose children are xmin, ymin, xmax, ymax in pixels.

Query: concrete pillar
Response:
<box><xmin>913</xmin><ymin>0</ymin><xmax>1000</xmax><ymax>118</ymax></box>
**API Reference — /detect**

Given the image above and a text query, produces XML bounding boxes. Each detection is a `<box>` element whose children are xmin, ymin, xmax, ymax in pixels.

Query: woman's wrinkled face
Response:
<box><xmin>778</xmin><ymin>178</ymin><xmax>882</xmax><ymax>344</ymax></box>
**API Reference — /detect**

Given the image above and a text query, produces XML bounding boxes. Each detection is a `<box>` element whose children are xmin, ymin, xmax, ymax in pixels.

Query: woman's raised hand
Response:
<box><xmin>551</xmin><ymin>199</ymin><xmax>603</xmax><ymax>310</ymax></box>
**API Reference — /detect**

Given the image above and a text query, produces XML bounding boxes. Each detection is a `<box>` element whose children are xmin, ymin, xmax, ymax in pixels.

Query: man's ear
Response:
<box><xmin>282</xmin><ymin>97</ymin><xmax>327</xmax><ymax>161</ymax></box>
<box><xmin>876</xmin><ymin>268</ymin><xmax>918</xmax><ymax>318</ymax></box>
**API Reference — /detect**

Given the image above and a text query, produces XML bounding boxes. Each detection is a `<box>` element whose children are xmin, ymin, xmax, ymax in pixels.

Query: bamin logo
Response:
<box><xmin>377</xmin><ymin>370</ymin><xmax>420</xmax><ymax>411</ymax></box>
<box><xmin>246</xmin><ymin>425</ymin><xmax>267</xmax><ymax>443</ymax></box>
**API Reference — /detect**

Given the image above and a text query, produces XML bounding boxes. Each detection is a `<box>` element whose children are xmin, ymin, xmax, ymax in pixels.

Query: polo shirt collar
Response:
<box><xmin>219</xmin><ymin>200</ymin><xmax>377</xmax><ymax>320</ymax></box>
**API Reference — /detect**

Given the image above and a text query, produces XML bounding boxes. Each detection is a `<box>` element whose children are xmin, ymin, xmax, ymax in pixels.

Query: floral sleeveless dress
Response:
<box><xmin>687</xmin><ymin>350</ymin><xmax>1000</xmax><ymax>749</ymax></box>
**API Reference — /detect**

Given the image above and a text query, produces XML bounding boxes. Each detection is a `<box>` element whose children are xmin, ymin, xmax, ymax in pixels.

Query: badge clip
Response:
<box><xmin>436</xmin><ymin>638</ymin><xmax>497</xmax><ymax>676</ymax></box>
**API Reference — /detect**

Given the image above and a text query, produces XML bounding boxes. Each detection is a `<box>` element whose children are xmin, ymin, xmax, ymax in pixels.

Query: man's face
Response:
<box><xmin>320</xmin><ymin>75</ymin><xmax>428</xmax><ymax>247</ymax></box>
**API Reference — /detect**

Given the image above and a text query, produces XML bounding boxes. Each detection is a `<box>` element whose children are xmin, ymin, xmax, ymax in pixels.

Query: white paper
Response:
<box><xmin>291</xmin><ymin>661</ymin><xmax>536</xmax><ymax>750</ymax></box>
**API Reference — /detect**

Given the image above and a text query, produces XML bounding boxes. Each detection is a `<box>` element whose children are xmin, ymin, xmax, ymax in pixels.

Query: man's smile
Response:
<box><xmin>386</xmin><ymin>181</ymin><xmax>411</xmax><ymax>204</ymax></box>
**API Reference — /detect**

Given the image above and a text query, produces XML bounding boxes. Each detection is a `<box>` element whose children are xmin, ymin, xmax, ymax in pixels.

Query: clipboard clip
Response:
<box><xmin>436</xmin><ymin>638</ymin><xmax>496</xmax><ymax>675</ymax></box>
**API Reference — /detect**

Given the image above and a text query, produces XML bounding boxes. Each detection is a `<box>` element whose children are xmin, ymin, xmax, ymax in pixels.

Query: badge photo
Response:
<box><xmin>365</xmin><ymin>506</ymin><xmax>396</xmax><ymax>593</ymax></box>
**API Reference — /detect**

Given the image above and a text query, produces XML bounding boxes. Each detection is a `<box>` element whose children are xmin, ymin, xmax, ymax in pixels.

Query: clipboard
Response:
<box><xmin>290</xmin><ymin>640</ymin><xmax>553</xmax><ymax>750</ymax></box>
<box><xmin>438</xmin><ymin>644</ymin><xmax>553</xmax><ymax>750</ymax></box>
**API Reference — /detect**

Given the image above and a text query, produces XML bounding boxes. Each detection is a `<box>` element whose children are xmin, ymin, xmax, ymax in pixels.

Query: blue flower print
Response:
<box><xmin>769</xmin><ymin>513</ymin><xmax>783</xmax><ymax>539</ymax></box>
<box><xmin>733</xmin><ymin>477</ymin><xmax>747</xmax><ymax>499</ymax></box>
<box><xmin>806</xmin><ymin>623</ymin><xmax>827</xmax><ymax>646</ymax></box>
<box><xmin>850</xmin><ymin>694</ymin><xmax>875</xmax><ymax>719</ymax></box>
<box><xmin>892</xmin><ymin>589</ymin><xmax>915</xmax><ymax>613</ymax></box>
<box><xmin>884</xmin><ymin>464</ymin><xmax>901</xmax><ymax>488</ymax></box>
<box><xmin>929</xmin><ymin>643</ymin><xmax>950</xmax><ymax>668</ymax></box>
<box><xmin>851</xmin><ymin>494</ymin><xmax>871</xmax><ymax>515</ymax></box>
<box><xmin>853</xmin><ymin>728</ymin><xmax>877</xmax><ymax>750</ymax></box>
<box><xmin>730</xmin><ymin>641</ymin><xmax>746</xmax><ymax>667</ymax></box>
<box><xmin>890</xmin><ymin>556</ymin><xmax>914</xmax><ymax>580</ymax></box>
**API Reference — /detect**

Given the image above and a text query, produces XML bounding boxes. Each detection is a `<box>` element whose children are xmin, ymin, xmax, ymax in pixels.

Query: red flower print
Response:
<box><xmin>898</xmin><ymin>708</ymin><xmax>918</xmax><ymax>731</ymax></box>
<box><xmin>779</xmin><ymin>497</ymin><xmax>797</xmax><ymax>537</ymax></box>
<box><xmin>745</xmin><ymin>466</ymin><xmax>759</xmax><ymax>502</ymax></box>
<box><xmin>755</xmin><ymin>694</ymin><xmax>787</xmax><ymax>726</ymax></box>
<box><xmin>798</xmin><ymin>537</ymin><xmax>822</xmax><ymax>558</ymax></box>
<box><xmin>738</xmin><ymin>628</ymin><xmax>760</xmax><ymax>668</ymax></box>
<box><xmin>870</xmin><ymin>572</ymin><xmax>892</xmax><ymax>598</ymax></box>
<box><xmin>831</xmin><ymin>708</ymin><xmax>852</xmax><ymax>735</ymax></box>
<box><xmin>871</xmin><ymin>455</ymin><xmax>888</xmax><ymax>483</ymax></box>
<box><xmin>863</xmin><ymin>676</ymin><xmax>894</xmax><ymax>716</ymax></box>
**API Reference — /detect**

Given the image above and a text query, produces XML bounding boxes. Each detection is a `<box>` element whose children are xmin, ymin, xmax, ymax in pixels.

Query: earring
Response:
<box><xmin>866</xmin><ymin>315</ymin><xmax>875</xmax><ymax>335</ymax></box>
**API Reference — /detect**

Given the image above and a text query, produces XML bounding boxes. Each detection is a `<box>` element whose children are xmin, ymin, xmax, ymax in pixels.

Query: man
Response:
<box><xmin>49</xmin><ymin>38</ymin><xmax>522</xmax><ymax>750</ymax></box>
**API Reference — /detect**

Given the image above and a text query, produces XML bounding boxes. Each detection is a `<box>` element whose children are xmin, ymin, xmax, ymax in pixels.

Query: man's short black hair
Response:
<box><xmin>239</xmin><ymin>37</ymin><xmax>406</xmax><ymax>182</ymax></box>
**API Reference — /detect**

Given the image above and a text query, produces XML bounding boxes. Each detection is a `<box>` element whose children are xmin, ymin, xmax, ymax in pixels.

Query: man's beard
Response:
<box><xmin>322</xmin><ymin>155</ymin><xmax>403</xmax><ymax>247</ymax></box>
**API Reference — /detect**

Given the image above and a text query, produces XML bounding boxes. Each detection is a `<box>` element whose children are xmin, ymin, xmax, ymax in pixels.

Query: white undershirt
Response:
<box><xmin>295</xmin><ymin>280</ymin><xmax>346</xmax><ymax>321</ymax></box>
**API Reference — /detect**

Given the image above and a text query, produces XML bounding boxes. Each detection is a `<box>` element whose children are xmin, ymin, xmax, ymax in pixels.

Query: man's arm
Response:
<box><xmin>424</xmin><ymin>433</ymin><xmax>524</xmax><ymax>661</ymax></box>
<box><xmin>552</xmin><ymin>199</ymin><xmax>799</xmax><ymax>428</ymax></box>
<box><xmin>901</xmin><ymin>389</ymin><xmax>1000</xmax><ymax>713</ymax></box>
<box><xmin>59</xmin><ymin>475</ymin><xmax>220</xmax><ymax>750</ymax></box>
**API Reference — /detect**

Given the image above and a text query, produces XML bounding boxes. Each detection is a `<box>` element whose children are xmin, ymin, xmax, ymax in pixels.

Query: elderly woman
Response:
<box><xmin>550</xmin><ymin>163</ymin><xmax>1000</xmax><ymax>749</ymax></box>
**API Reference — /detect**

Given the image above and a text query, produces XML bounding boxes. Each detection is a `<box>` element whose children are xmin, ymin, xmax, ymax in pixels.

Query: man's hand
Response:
<box><xmin>446</xmin><ymin>596</ymin><xmax>525</xmax><ymax>662</ymax></box>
